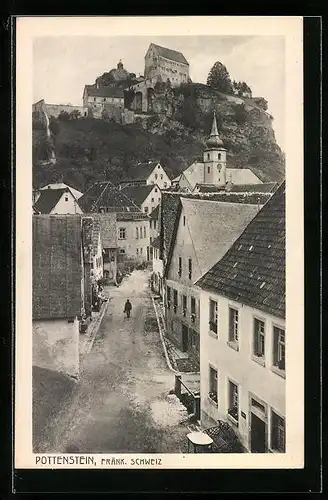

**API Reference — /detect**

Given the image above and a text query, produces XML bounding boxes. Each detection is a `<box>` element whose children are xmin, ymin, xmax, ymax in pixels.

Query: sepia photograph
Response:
<box><xmin>15</xmin><ymin>16</ymin><xmax>304</xmax><ymax>469</ymax></box>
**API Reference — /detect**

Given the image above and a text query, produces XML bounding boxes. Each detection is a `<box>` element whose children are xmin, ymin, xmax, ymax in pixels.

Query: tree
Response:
<box><xmin>49</xmin><ymin>118</ymin><xmax>60</xmax><ymax>136</ymax></box>
<box><xmin>58</xmin><ymin>110</ymin><xmax>70</xmax><ymax>121</ymax></box>
<box><xmin>207</xmin><ymin>62</ymin><xmax>233</xmax><ymax>94</ymax></box>
<box><xmin>234</xmin><ymin>104</ymin><xmax>248</xmax><ymax>125</ymax></box>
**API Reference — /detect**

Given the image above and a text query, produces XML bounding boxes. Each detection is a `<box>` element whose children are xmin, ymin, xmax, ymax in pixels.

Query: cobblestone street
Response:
<box><xmin>34</xmin><ymin>270</ymin><xmax>193</xmax><ymax>454</ymax></box>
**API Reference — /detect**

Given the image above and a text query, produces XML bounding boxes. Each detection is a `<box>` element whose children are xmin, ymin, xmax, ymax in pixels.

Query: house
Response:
<box><xmin>40</xmin><ymin>182</ymin><xmax>84</xmax><ymax>200</ymax></box>
<box><xmin>33</xmin><ymin>187</ymin><xmax>83</xmax><ymax>215</ymax></box>
<box><xmin>86</xmin><ymin>213</ymin><xmax>118</xmax><ymax>284</ymax></box>
<box><xmin>175</xmin><ymin>113</ymin><xmax>262</xmax><ymax>192</ymax></box>
<box><xmin>32</xmin><ymin>215</ymin><xmax>93</xmax><ymax>378</ymax></box>
<box><xmin>196</xmin><ymin>182</ymin><xmax>285</xmax><ymax>453</ymax></box>
<box><xmin>144</xmin><ymin>43</ymin><xmax>189</xmax><ymax>87</ymax></box>
<box><xmin>83</xmin><ymin>84</ymin><xmax>125</xmax><ymax>121</ymax></box>
<box><xmin>151</xmin><ymin>236</ymin><xmax>163</xmax><ymax>297</ymax></box>
<box><xmin>119</xmin><ymin>161</ymin><xmax>171</xmax><ymax>190</ymax></box>
<box><xmin>149</xmin><ymin>204</ymin><xmax>160</xmax><ymax>243</ymax></box>
<box><xmin>79</xmin><ymin>181</ymin><xmax>150</xmax><ymax>265</ymax></box>
<box><xmin>121</xmin><ymin>184</ymin><xmax>162</xmax><ymax>215</ymax></box>
<box><xmin>163</xmin><ymin>196</ymin><xmax>262</xmax><ymax>364</ymax></box>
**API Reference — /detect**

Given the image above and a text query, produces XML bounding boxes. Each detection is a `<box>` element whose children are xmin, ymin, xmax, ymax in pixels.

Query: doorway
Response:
<box><xmin>250</xmin><ymin>412</ymin><xmax>266</xmax><ymax>452</ymax></box>
<box><xmin>182</xmin><ymin>324</ymin><xmax>189</xmax><ymax>352</ymax></box>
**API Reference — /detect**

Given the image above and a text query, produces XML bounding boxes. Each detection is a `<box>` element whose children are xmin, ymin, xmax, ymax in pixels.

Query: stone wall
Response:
<box><xmin>45</xmin><ymin>104</ymin><xmax>86</xmax><ymax>118</ymax></box>
<box><xmin>33</xmin><ymin>318</ymin><xmax>80</xmax><ymax>378</ymax></box>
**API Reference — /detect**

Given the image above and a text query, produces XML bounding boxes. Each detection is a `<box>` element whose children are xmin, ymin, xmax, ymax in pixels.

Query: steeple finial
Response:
<box><xmin>206</xmin><ymin>111</ymin><xmax>224</xmax><ymax>149</ymax></box>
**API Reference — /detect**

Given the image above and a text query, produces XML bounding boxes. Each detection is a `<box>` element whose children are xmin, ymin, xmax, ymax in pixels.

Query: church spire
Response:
<box><xmin>206</xmin><ymin>110</ymin><xmax>224</xmax><ymax>149</ymax></box>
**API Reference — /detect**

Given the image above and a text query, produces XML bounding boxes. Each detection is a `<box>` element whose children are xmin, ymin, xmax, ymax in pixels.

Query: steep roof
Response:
<box><xmin>160</xmin><ymin>192</ymin><xmax>181</xmax><ymax>260</ymax></box>
<box><xmin>84</xmin><ymin>85</ymin><xmax>124</xmax><ymax>98</ymax></box>
<box><xmin>121</xmin><ymin>184</ymin><xmax>155</xmax><ymax>206</ymax></box>
<box><xmin>226</xmin><ymin>168</ymin><xmax>262</xmax><ymax>185</ymax></box>
<box><xmin>40</xmin><ymin>182</ymin><xmax>83</xmax><ymax>200</ymax></box>
<box><xmin>228</xmin><ymin>182</ymin><xmax>278</xmax><ymax>193</ymax></box>
<box><xmin>123</xmin><ymin>161</ymin><xmax>159</xmax><ymax>182</ymax></box>
<box><xmin>150</xmin><ymin>43</ymin><xmax>189</xmax><ymax>65</ymax></box>
<box><xmin>33</xmin><ymin>215</ymin><xmax>83</xmax><ymax>319</ymax></box>
<box><xmin>84</xmin><ymin>213</ymin><xmax>118</xmax><ymax>249</ymax></box>
<box><xmin>79</xmin><ymin>181</ymin><xmax>141</xmax><ymax>213</ymax></box>
<box><xmin>166</xmin><ymin>198</ymin><xmax>261</xmax><ymax>280</ymax></box>
<box><xmin>196</xmin><ymin>182</ymin><xmax>285</xmax><ymax>318</ymax></box>
<box><xmin>33</xmin><ymin>188</ymin><xmax>69</xmax><ymax>214</ymax></box>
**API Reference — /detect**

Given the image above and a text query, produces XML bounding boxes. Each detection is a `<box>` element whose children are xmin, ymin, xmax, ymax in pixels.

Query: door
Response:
<box><xmin>250</xmin><ymin>413</ymin><xmax>266</xmax><ymax>452</ymax></box>
<box><xmin>182</xmin><ymin>324</ymin><xmax>189</xmax><ymax>352</ymax></box>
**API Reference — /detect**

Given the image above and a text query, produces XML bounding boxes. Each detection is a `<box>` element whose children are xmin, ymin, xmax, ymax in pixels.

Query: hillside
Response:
<box><xmin>33</xmin><ymin>85</ymin><xmax>285</xmax><ymax>191</ymax></box>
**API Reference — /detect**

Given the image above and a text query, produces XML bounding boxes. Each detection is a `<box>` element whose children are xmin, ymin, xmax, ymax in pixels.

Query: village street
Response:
<box><xmin>36</xmin><ymin>270</ymin><xmax>191</xmax><ymax>454</ymax></box>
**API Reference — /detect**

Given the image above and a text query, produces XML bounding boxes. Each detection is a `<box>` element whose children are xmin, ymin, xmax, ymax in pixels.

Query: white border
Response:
<box><xmin>15</xmin><ymin>16</ymin><xmax>304</xmax><ymax>469</ymax></box>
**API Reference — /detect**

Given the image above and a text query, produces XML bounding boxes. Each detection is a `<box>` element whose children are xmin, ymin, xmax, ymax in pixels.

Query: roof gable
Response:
<box><xmin>149</xmin><ymin>43</ymin><xmax>189</xmax><ymax>65</ymax></box>
<box><xmin>33</xmin><ymin>215</ymin><xmax>83</xmax><ymax>319</ymax></box>
<box><xmin>79</xmin><ymin>181</ymin><xmax>141</xmax><ymax>213</ymax></box>
<box><xmin>196</xmin><ymin>182</ymin><xmax>285</xmax><ymax>318</ymax></box>
<box><xmin>33</xmin><ymin>188</ymin><xmax>70</xmax><ymax>214</ymax></box>
<box><xmin>124</xmin><ymin>161</ymin><xmax>160</xmax><ymax>182</ymax></box>
<box><xmin>166</xmin><ymin>198</ymin><xmax>260</xmax><ymax>281</ymax></box>
<box><xmin>121</xmin><ymin>184</ymin><xmax>155</xmax><ymax>206</ymax></box>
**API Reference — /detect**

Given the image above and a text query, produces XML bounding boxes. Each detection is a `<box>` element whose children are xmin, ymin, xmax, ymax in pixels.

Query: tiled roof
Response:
<box><xmin>79</xmin><ymin>181</ymin><xmax>141</xmax><ymax>213</ymax></box>
<box><xmin>33</xmin><ymin>215</ymin><xmax>83</xmax><ymax>319</ymax></box>
<box><xmin>150</xmin><ymin>204</ymin><xmax>160</xmax><ymax>220</ymax></box>
<box><xmin>123</xmin><ymin>162</ymin><xmax>159</xmax><ymax>182</ymax></box>
<box><xmin>196</xmin><ymin>182</ymin><xmax>285</xmax><ymax>318</ymax></box>
<box><xmin>226</xmin><ymin>168</ymin><xmax>262</xmax><ymax>184</ymax></box>
<box><xmin>117</xmin><ymin>212</ymin><xmax>149</xmax><ymax>221</ymax></box>
<box><xmin>166</xmin><ymin>198</ymin><xmax>260</xmax><ymax>280</ymax></box>
<box><xmin>121</xmin><ymin>185</ymin><xmax>154</xmax><ymax>206</ymax></box>
<box><xmin>150</xmin><ymin>44</ymin><xmax>189</xmax><ymax>65</ymax></box>
<box><xmin>40</xmin><ymin>183</ymin><xmax>84</xmax><ymax>200</ymax></box>
<box><xmin>227</xmin><ymin>182</ymin><xmax>279</xmax><ymax>193</ymax></box>
<box><xmin>160</xmin><ymin>192</ymin><xmax>181</xmax><ymax>260</ymax></box>
<box><xmin>33</xmin><ymin>188</ymin><xmax>69</xmax><ymax>214</ymax></box>
<box><xmin>84</xmin><ymin>213</ymin><xmax>118</xmax><ymax>249</ymax></box>
<box><xmin>194</xmin><ymin>183</ymin><xmax>225</xmax><ymax>193</ymax></box>
<box><xmin>84</xmin><ymin>85</ymin><xmax>124</xmax><ymax>98</ymax></box>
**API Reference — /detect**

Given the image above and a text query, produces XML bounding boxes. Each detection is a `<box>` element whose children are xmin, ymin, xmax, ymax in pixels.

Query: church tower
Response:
<box><xmin>203</xmin><ymin>112</ymin><xmax>227</xmax><ymax>185</ymax></box>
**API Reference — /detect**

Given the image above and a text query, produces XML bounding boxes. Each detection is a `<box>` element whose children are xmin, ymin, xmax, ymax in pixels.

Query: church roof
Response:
<box><xmin>206</xmin><ymin>113</ymin><xmax>224</xmax><ymax>149</ymax></box>
<box><xmin>149</xmin><ymin>43</ymin><xmax>189</xmax><ymax>65</ymax></box>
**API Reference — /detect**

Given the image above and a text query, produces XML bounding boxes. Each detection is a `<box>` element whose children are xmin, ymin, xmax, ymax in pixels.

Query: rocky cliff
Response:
<box><xmin>33</xmin><ymin>83</ymin><xmax>285</xmax><ymax>191</ymax></box>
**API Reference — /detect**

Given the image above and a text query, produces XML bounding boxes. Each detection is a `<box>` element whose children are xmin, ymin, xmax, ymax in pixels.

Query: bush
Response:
<box><xmin>58</xmin><ymin>110</ymin><xmax>70</xmax><ymax>121</ymax></box>
<box><xmin>234</xmin><ymin>104</ymin><xmax>248</xmax><ymax>125</ymax></box>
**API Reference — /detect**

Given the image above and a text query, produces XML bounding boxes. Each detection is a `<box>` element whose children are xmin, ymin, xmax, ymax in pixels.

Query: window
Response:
<box><xmin>154</xmin><ymin>220</ymin><xmax>157</xmax><ymax>230</ymax></box>
<box><xmin>136</xmin><ymin>227</ymin><xmax>139</xmax><ymax>239</ymax></box>
<box><xmin>167</xmin><ymin>286</ymin><xmax>171</xmax><ymax>309</ymax></box>
<box><xmin>271</xmin><ymin>411</ymin><xmax>285</xmax><ymax>452</ymax></box>
<box><xmin>208</xmin><ymin>166</ymin><xmax>211</xmax><ymax>174</ymax></box>
<box><xmin>144</xmin><ymin>207</ymin><xmax>149</xmax><ymax>213</ymax></box>
<box><xmin>64</xmin><ymin>195</ymin><xmax>69</xmax><ymax>202</ymax></box>
<box><xmin>229</xmin><ymin>308</ymin><xmax>239</xmax><ymax>343</ymax></box>
<box><xmin>143</xmin><ymin>227</ymin><xmax>146</xmax><ymax>238</ymax></box>
<box><xmin>94</xmin><ymin>97</ymin><xmax>96</xmax><ymax>102</ymax></box>
<box><xmin>253</xmin><ymin>318</ymin><xmax>265</xmax><ymax>360</ymax></box>
<box><xmin>209</xmin><ymin>299</ymin><xmax>218</xmax><ymax>334</ymax></box>
<box><xmin>218</xmin><ymin>153</ymin><xmax>221</xmax><ymax>160</ymax></box>
<box><xmin>173</xmin><ymin>289</ymin><xmax>178</xmax><ymax>313</ymax></box>
<box><xmin>182</xmin><ymin>295</ymin><xmax>187</xmax><ymax>317</ymax></box>
<box><xmin>228</xmin><ymin>380</ymin><xmax>239</xmax><ymax>422</ymax></box>
<box><xmin>119</xmin><ymin>228</ymin><xmax>126</xmax><ymax>239</ymax></box>
<box><xmin>119</xmin><ymin>248</ymin><xmax>126</xmax><ymax>254</ymax></box>
<box><xmin>103</xmin><ymin>98</ymin><xmax>106</xmax><ymax>102</ymax></box>
<box><xmin>151</xmin><ymin>197</ymin><xmax>155</xmax><ymax>202</ymax></box>
<box><xmin>139</xmin><ymin>226</ymin><xmax>143</xmax><ymax>238</ymax></box>
<box><xmin>191</xmin><ymin>297</ymin><xmax>196</xmax><ymax>323</ymax></box>
<box><xmin>164</xmin><ymin>182</ymin><xmax>167</xmax><ymax>188</ymax></box>
<box><xmin>209</xmin><ymin>366</ymin><xmax>218</xmax><ymax>404</ymax></box>
<box><xmin>136</xmin><ymin>248</ymin><xmax>139</xmax><ymax>255</ymax></box>
<box><xmin>140</xmin><ymin>247</ymin><xmax>143</xmax><ymax>254</ymax></box>
<box><xmin>178</xmin><ymin>257</ymin><xmax>182</xmax><ymax>277</ymax></box>
<box><xmin>160</xmin><ymin>174</ymin><xmax>163</xmax><ymax>179</ymax></box>
<box><xmin>155</xmin><ymin>188</ymin><xmax>158</xmax><ymax>192</ymax></box>
<box><xmin>207</xmin><ymin>153</ymin><xmax>210</xmax><ymax>160</ymax></box>
<box><xmin>183</xmin><ymin>215</ymin><xmax>186</xmax><ymax>226</ymax></box>
<box><xmin>155</xmin><ymin>174</ymin><xmax>158</xmax><ymax>180</ymax></box>
<box><xmin>188</xmin><ymin>258</ymin><xmax>192</xmax><ymax>280</ymax></box>
<box><xmin>273</xmin><ymin>326</ymin><xmax>285</xmax><ymax>372</ymax></box>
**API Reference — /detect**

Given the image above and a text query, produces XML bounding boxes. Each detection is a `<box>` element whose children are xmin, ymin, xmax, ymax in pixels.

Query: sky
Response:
<box><xmin>33</xmin><ymin>35</ymin><xmax>285</xmax><ymax>149</ymax></box>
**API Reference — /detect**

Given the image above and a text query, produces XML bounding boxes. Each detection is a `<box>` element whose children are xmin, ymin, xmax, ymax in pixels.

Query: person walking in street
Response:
<box><xmin>123</xmin><ymin>299</ymin><xmax>132</xmax><ymax>318</ymax></box>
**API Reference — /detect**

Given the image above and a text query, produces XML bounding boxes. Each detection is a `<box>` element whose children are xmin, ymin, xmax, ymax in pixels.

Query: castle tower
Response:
<box><xmin>203</xmin><ymin>112</ymin><xmax>227</xmax><ymax>185</ymax></box>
